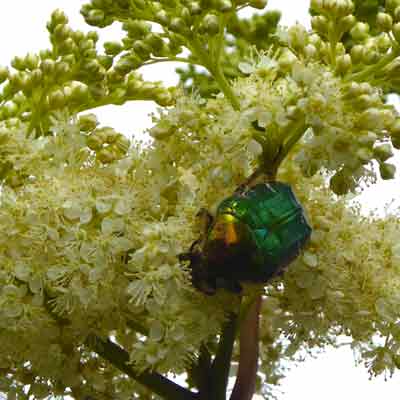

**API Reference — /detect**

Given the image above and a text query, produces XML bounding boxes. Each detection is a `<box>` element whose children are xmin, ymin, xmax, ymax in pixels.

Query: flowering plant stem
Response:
<box><xmin>87</xmin><ymin>334</ymin><xmax>199</xmax><ymax>400</ymax></box>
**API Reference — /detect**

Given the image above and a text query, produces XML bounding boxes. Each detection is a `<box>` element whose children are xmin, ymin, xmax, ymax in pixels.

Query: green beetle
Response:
<box><xmin>179</xmin><ymin>182</ymin><xmax>312</xmax><ymax>294</ymax></box>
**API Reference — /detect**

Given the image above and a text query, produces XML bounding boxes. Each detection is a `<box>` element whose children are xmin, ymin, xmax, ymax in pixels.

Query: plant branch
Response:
<box><xmin>208</xmin><ymin>312</ymin><xmax>239</xmax><ymax>400</ymax></box>
<box><xmin>230</xmin><ymin>295</ymin><xmax>262</xmax><ymax>400</ymax></box>
<box><xmin>86</xmin><ymin>334</ymin><xmax>199</xmax><ymax>400</ymax></box>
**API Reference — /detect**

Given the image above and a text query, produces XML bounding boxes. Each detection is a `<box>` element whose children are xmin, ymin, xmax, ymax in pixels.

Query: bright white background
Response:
<box><xmin>0</xmin><ymin>1</ymin><xmax>399</xmax><ymax>399</ymax></box>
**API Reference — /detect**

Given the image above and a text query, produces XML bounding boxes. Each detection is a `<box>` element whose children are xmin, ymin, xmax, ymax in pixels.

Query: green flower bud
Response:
<box><xmin>123</xmin><ymin>20</ymin><xmax>151</xmax><ymax>37</ymax></box>
<box><xmin>12</xmin><ymin>91</ymin><xmax>25</xmax><ymax>105</ymax></box>
<box><xmin>304</xmin><ymin>44</ymin><xmax>317</xmax><ymax>59</ymax></box>
<box><xmin>48</xmin><ymin>90</ymin><xmax>65</xmax><ymax>108</ymax></box>
<box><xmin>330</xmin><ymin>170</ymin><xmax>351</xmax><ymax>195</ymax></box>
<box><xmin>79</xmin><ymin>113</ymin><xmax>98</xmax><ymax>132</ymax></box>
<box><xmin>150</xmin><ymin>120</ymin><xmax>174</xmax><ymax>139</ymax></box>
<box><xmin>374</xmin><ymin>144</ymin><xmax>394</xmax><ymax>161</ymax></box>
<box><xmin>115</xmin><ymin>55</ymin><xmax>142</xmax><ymax>73</ymax></box>
<box><xmin>5</xmin><ymin>101</ymin><xmax>18</xmax><ymax>116</ymax></box>
<box><xmin>51</xmin><ymin>9</ymin><xmax>68</xmax><ymax>25</ymax></box>
<box><xmin>104</xmin><ymin>41</ymin><xmax>123</xmax><ymax>55</ymax></box>
<box><xmin>85</xmin><ymin>59</ymin><xmax>103</xmax><ymax>74</ymax></box>
<box><xmin>87</xmin><ymin>9</ymin><xmax>105</xmax><ymax>25</ymax></box>
<box><xmin>350</xmin><ymin>45</ymin><xmax>364</xmax><ymax>63</ymax></box>
<box><xmin>25</xmin><ymin>53</ymin><xmax>39</xmax><ymax>70</ymax></box>
<box><xmin>359</xmin><ymin>131</ymin><xmax>377</xmax><ymax>147</ymax></box>
<box><xmin>249</xmin><ymin>0</ymin><xmax>268</xmax><ymax>9</ymax></box>
<box><xmin>102</xmin><ymin>127</ymin><xmax>120</xmax><ymax>144</ymax></box>
<box><xmin>87</xmin><ymin>30</ymin><xmax>99</xmax><ymax>43</ymax></box>
<box><xmin>97</xmin><ymin>147</ymin><xmax>115</xmax><ymax>163</ymax></box>
<box><xmin>155</xmin><ymin>10</ymin><xmax>170</xmax><ymax>25</ymax></box>
<box><xmin>39</xmin><ymin>49</ymin><xmax>53</xmax><ymax>60</ymax></box>
<box><xmin>80</xmin><ymin>39</ymin><xmax>95</xmax><ymax>52</ymax></box>
<box><xmin>188</xmin><ymin>2</ymin><xmax>202</xmax><ymax>15</ymax></box>
<box><xmin>155</xmin><ymin>90</ymin><xmax>175</xmax><ymax>107</ymax></box>
<box><xmin>350</xmin><ymin>22</ymin><xmax>370</xmax><ymax>41</ymax></box>
<box><xmin>202</xmin><ymin>14</ymin><xmax>220</xmax><ymax>35</ymax></box>
<box><xmin>336</xmin><ymin>54</ymin><xmax>352</xmax><ymax>74</ymax></box>
<box><xmin>54</xmin><ymin>61</ymin><xmax>70</xmax><ymax>77</ymax></box>
<box><xmin>333</xmin><ymin>0</ymin><xmax>354</xmax><ymax>17</ymax></box>
<box><xmin>392</xmin><ymin>22</ymin><xmax>400</xmax><ymax>42</ymax></box>
<box><xmin>133</xmin><ymin>0</ymin><xmax>146</xmax><ymax>9</ymax></box>
<box><xmin>394</xmin><ymin>6</ymin><xmax>400</xmax><ymax>21</ymax></box>
<box><xmin>144</xmin><ymin>33</ymin><xmax>164</xmax><ymax>52</ymax></box>
<box><xmin>169</xmin><ymin>17</ymin><xmax>187</xmax><ymax>34</ymax></box>
<box><xmin>86</xmin><ymin>134</ymin><xmax>103</xmax><ymax>151</ymax></box>
<box><xmin>288</xmin><ymin>24</ymin><xmax>308</xmax><ymax>50</ymax></box>
<box><xmin>98</xmin><ymin>55</ymin><xmax>113</xmax><ymax>70</ymax></box>
<box><xmin>377</xmin><ymin>12</ymin><xmax>393</xmax><ymax>32</ymax></box>
<box><xmin>72</xmin><ymin>30</ymin><xmax>85</xmax><ymax>43</ymax></box>
<box><xmin>310</xmin><ymin>0</ymin><xmax>323</xmax><ymax>11</ymax></box>
<box><xmin>59</xmin><ymin>38</ymin><xmax>77</xmax><ymax>54</ymax></box>
<box><xmin>70</xmin><ymin>82</ymin><xmax>89</xmax><ymax>101</ymax></box>
<box><xmin>133</xmin><ymin>40</ymin><xmax>152</xmax><ymax>58</ymax></box>
<box><xmin>53</xmin><ymin>24</ymin><xmax>71</xmax><ymax>40</ymax></box>
<box><xmin>379</xmin><ymin>162</ymin><xmax>396</xmax><ymax>179</ymax></box>
<box><xmin>30</xmin><ymin>69</ymin><xmax>42</xmax><ymax>85</ymax></box>
<box><xmin>11</xmin><ymin>56</ymin><xmax>25</xmax><ymax>71</ymax></box>
<box><xmin>311</xmin><ymin>16</ymin><xmax>329</xmax><ymax>36</ymax></box>
<box><xmin>356</xmin><ymin>147</ymin><xmax>373</xmax><ymax>164</ymax></box>
<box><xmin>0</xmin><ymin>67</ymin><xmax>9</xmax><ymax>83</ymax></box>
<box><xmin>217</xmin><ymin>0</ymin><xmax>233</xmax><ymax>12</ymax></box>
<box><xmin>362</xmin><ymin>47</ymin><xmax>380</xmax><ymax>65</ymax></box>
<box><xmin>386</xmin><ymin>0</ymin><xmax>400</xmax><ymax>11</ymax></box>
<box><xmin>114</xmin><ymin>135</ymin><xmax>130</xmax><ymax>153</ymax></box>
<box><xmin>392</xmin><ymin>135</ymin><xmax>400</xmax><ymax>149</ymax></box>
<box><xmin>377</xmin><ymin>33</ymin><xmax>391</xmax><ymax>52</ymax></box>
<box><xmin>338</xmin><ymin>15</ymin><xmax>356</xmax><ymax>32</ymax></box>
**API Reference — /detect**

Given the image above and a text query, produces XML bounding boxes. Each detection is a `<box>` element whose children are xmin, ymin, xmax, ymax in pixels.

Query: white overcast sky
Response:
<box><xmin>0</xmin><ymin>1</ymin><xmax>400</xmax><ymax>399</ymax></box>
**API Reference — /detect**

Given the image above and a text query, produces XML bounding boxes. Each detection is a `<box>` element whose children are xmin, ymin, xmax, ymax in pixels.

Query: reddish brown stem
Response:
<box><xmin>230</xmin><ymin>294</ymin><xmax>262</xmax><ymax>400</ymax></box>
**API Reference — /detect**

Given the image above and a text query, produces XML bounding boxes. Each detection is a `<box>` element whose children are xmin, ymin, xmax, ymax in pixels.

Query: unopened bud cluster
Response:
<box><xmin>86</xmin><ymin>126</ymin><xmax>131</xmax><ymax>164</ymax></box>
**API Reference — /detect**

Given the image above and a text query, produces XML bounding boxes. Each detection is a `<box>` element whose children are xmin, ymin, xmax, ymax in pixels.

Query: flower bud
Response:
<box><xmin>217</xmin><ymin>0</ymin><xmax>233</xmax><ymax>12</ymax></box>
<box><xmin>392</xmin><ymin>22</ymin><xmax>400</xmax><ymax>42</ymax></box>
<box><xmin>25</xmin><ymin>53</ymin><xmax>39</xmax><ymax>70</ymax></box>
<box><xmin>79</xmin><ymin>113</ymin><xmax>98</xmax><ymax>132</ymax></box>
<box><xmin>97</xmin><ymin>148</ymin><xmax>115</xmax><ymax>163</ymax></box>
<box><xmin>202</xmin><ymin>14</ymin><xmax>220</xmax><ymax>35</ymax></box>
<box><xmin>51</xmin><ymin>9</ymin><xmax>68</xmax><ymax>25</ymax></box>
<box><xmin>188</xmin><ymin>2</ymin><xmax>202</xmax><ymax>14</ymax></box>
<box><xmin>0</xmin><ymin>67</ymin><xmax>9</xmax><ymax>83</ymax></box>
<box><xmin>358</xmin><ymin>131</ymin><xmax>377</xmax><ymax>147</ymax></box>
<box><xmin>145</xmin><ymin>33</ymin><xmax>164</xmax><ymax>52</ymax></box>
<box><xmin>249</xmin><ymin>0</ymin><xmax>267</xmax><ymax>9</ymax></box>
<box><xmin>304</xmin><ymin>44</ymin><xmax>317</xmax><ymax>59</ymax></box>
<box><xmin>377</xmin><ymin>33</ymin><xmax>391</xmax><ymax>52</ymax></box>
<box><xmin>87</xmin><ymin>9</ymin><xmax>105</xmax><ymax>25</ymax></box>
<box><xmin>30</xmin><ymin>69</ymin><xmax>42</xmax><ymax>85</ymax></box>
<box><xmin>311</xmin><ymin>16</ymin><xmax>329</xmax><ymax>36</ymax></box>
<box><xmin>155</xmin><ymin>10</ymin><xmax>170</xmax><ymax>25</ymax></box>
<box><xmin>333</xmin><ymin>0</ymin><xmax>354</xmax><ymax>17</ymax></box>
<box><xmin>338</xmin><ymin>14</ymin><xmax>356</xmax><ymax>33</ymax></box>
<box><xmin>53</xmin><ymin>24</ymin><xmax>71</xmax><ymax>40</ymax></box>
<box><xmin>379</xmin><ymin>162</ymin><xmax>396</xmax><ymax>179</ymax></box>
<box><xmin>114</xmin><ymin>135</ymin><xmax>130</xmax><ymax>153</ymax></box>
<box><xmin>133</xmin><ymin>40</ymin><xmax>152</xmax><ymax>58</ymax></box>
<box><xmin>123</xmin><ymin>20</ymin><xmax>151</xmax><ymax>37</ymax></box>
<box><xmin>356</xmin><ymin>147</ymin><xmax>373</xmax><ymax>164</ymax></box>
<box><xmin>374</xmin><ymin>143</ymin><xmax>393</xmax><ymax>161</ymax></box>
<box><xmin>350</xmin><ymin>44</ymin><xmax>364</xmax><ymax>63</ymax></box>
<box><xmin>330</xmin><ymin>170</ymin><xmax>351</xmax><ymax>195</ymax></box>
<box><xmin>55</xmin><ymin>61</ymin><xmax>70</xmax><ymax>77</ymax></box>
<box><xmin>394</xmin><ymin>6</ymin><xmax>400</xmax><ymax>21</ymax></box>
<box><xmin>11</xmin><ymin>56</ymin><xmax>25</xmax><ymax>71</ymax></box>
<box><xmin>336</xmin><ymin>54</ymin><xmax>352</xmax><ymax>74</ymax></box>
<box><xmin>169</xmin><ymin>17</ymin><xmax>187</xmax><ymax>34</ymax></box>
<box><xmin>377</xmin><ymin>12</ymin><xmax>393</xmax><ymax>32</ymax></box>
<box><xmin>48</xmin><ymin>90</ymin><xmax>65</xmax><ymax>108</ymax></box>
<box><xmin>362</xmin><ymin>47</ymin><xmax>380</xmax><ymax>64</ymax></box>
<box><xmin>310</xmin><ymin>0</ymin><xmax>323</xmax><ymax>12</ymax></box>
<box><xmin>103</xmin><ymin>41</ymin><xmax>123</xmax><ymax>55</ymax></box>
<box><xmin>288</xmin><ymin>24</ymin><xmax>308</xmax><ymax>50</ymax></box>
<box><xmin>350</xmin><ymin>22</ymin><xmax>370</xmax><ymax>41</ymax></box>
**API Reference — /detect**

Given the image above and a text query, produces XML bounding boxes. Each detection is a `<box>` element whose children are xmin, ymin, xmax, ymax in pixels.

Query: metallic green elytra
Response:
<box><xmin>180</xmin><ymin>182</ymin><xmax>312</xmax><ymax>294</ymax></box>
